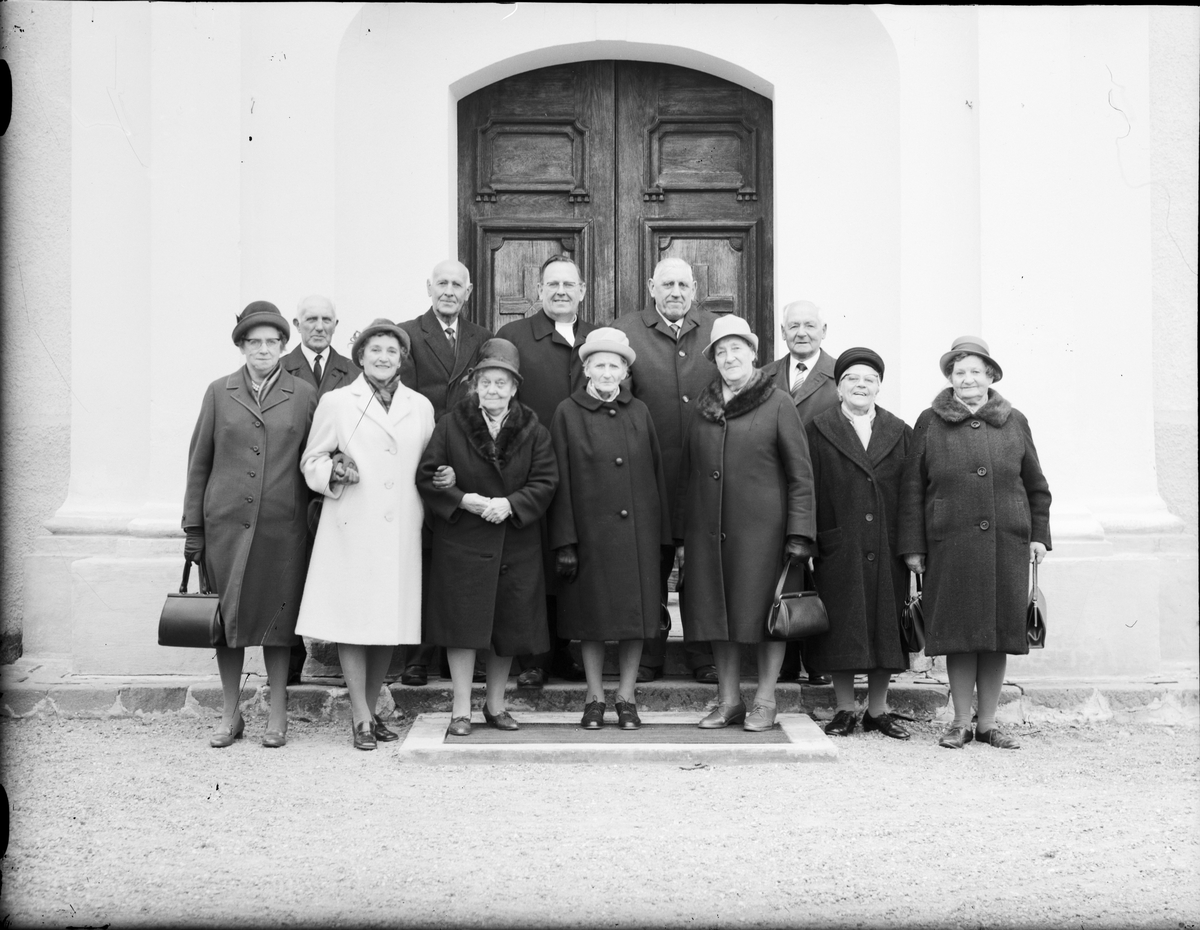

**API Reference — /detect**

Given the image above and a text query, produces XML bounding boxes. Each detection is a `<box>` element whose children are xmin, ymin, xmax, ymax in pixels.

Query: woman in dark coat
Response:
<box><xmin>182</xmin><ymin>302</ymin><xmax>317</xmax><ymax>748</ymax></box>
<box><xmin>549</xmin><ymin>328</ymin><xmax>673</xmax><ymax>731</ymax></box>
<box><xmin>805</xmin><ymin>348</ymin><xmax>913</xmax><ymax>740</ymax></box>
<box><xmin>679</xmin><ymin>316</ymin><xmax>816</xmax><ymax>732</ymax></box>
<box><xmin>899</xmin><ymin>336</ymin><xmax>1051</xmax><ymax>750</ymax></box>
<box><xmin>417</xmin><ymin>338</ymin><xmax>559</xmax><ymax>737</ymax></box>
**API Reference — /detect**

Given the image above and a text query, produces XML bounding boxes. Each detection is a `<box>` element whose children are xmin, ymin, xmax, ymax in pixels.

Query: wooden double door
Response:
<box><xmin>459</xmin><ymin>61</ymin><xmax>774</xmax><ymax>352</ymax></box>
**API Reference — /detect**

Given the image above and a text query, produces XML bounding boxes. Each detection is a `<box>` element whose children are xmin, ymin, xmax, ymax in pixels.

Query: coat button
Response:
<box><xmin>979</xmin><ymin>520</ymin><xmax>990</xmax><ymax>530</ymax></box>
<box><xmin>712</xmin><ymin>470</ymin><xmax>721</xmax><ymax>479</ymax></box>
<box><xmin>248</xmin><ymin>471</ymin><xmax>255</xmax><ymax>477</ymax></box>
<box><xmin>387</xmin><ymin>447</ymin><xmax>397</xmax><ymax>454</ymax></box>
<box><xmin>384</xmin><ymin>513</ymin><xmax>394</xmax><ymax>522</ymax></box>
<box><xmin>678</xmin><ymin>350</ymin><xmax>686</xmax><ymax>358</ymax></box>
<box><xmin>500</xmin><ymin>565</ymin><xmax>508</xmax><ymax>574</ymax></box>
<box><xmin>242</xmin><ymin>522</ymin><xmax>250</xmax><ymax>529</ymax></box>
<box><xmin>977</xmin><ymin>466</ymin><xmax>987</xmax><ymax>476</ymax></box>
<box><xmin>615</xmin><ymin>458</ymin><xmax>624</xmax><ymax>466</ymax></box>
<box><xmin>608</xmin><ymin>409</ymin><xmax>617</xmax><ymax>417</ymax></box>
<box><xmin>720</xmin><ymin>532</ymin><xmax>727</xmax><ymax>542</ymax></box>
<box><xmin>385</xmin><ymin>480</ymin><xmax>394</xmax><ymax>489</ymax></box>
<box><xmin>620</xmin><ymin>510</ymin><xmax>629</xmax><ymax>518</ymax></box>
<box><xmin>253</xmin><ymin>421</ymin><xmax>261</xmax><ymax>428</ymax></box>
<box><xmin>682</xmin><ymin>395</ymin><xmax>690</xmax><ymax>403</ymax></box>
<box><xmin>865</xmin><ymin>513</ymin><xmax>873</xmax><ymax>522</ymax></box>
<box><xmin>252</xmin><ymin>445</ymin><xmax>259</xmax><ymax>452</ymax></box>
<box><xmin>866</xmin><ymin>552</ymin><xmax>876</xmax><ymax>561</ymax></box>
<box><xmin>246</xmin><ymin>496</ymin><xmax>253</xmax><ymax>503</ymax></box>
<box><xmin>971</xmin><ymin>421</ymin><xmax>981</xmax><ymax>429</ymax></box>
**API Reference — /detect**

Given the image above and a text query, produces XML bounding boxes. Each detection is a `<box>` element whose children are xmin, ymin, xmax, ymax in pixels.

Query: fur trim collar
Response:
<box><xmin>697</xmin><ymin>369</ymin><xmax>778</xmax><ymax>424</ymax></box>
<box><xmin>452</xmin><ymin>395</ymin><xmax>540</xmax><ymax>468</ymax></box>
<box><xmin>930</xmin><ymin>386</ymin><xmax>1011</xmax><ymax>427</ymax></box>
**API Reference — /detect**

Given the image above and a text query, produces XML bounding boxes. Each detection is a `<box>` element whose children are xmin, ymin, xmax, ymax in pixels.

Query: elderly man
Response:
<box><xmin>762</xmin><ymin>299</ymin><xmax>838</xmax><ymax>685</ymax></box>
<box><xmin>496</xmin><ymin>253</ymin><xmax>596</xmax><ymax>687</ymax></box>
<box><xmin>613</xmin><ymin>256</ymin><xmax>720</xmax><ymax>683</ymax></box>
<box><xmin>397</xmin><ymin>260</ymin><xmax>494</xmax><ymax>687</ymax></box>
<box><xmin>281</xmin><ymin>294</ymin><xmax>359</xmax><ymax>684</ymax></box>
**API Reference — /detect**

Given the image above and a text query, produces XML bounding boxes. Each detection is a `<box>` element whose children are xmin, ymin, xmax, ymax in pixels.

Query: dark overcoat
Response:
<box><xmin>804</xmin><ymin>405</ymin><xmax>912</xmax><ymax>673</ymax></box>
<box><xmin>495</xmin><ymin>311</ymin><xmax>597</xmax><ymax>429</ymax></box>
<box><xmin>282</xmin><ymin>345</ymin><xmax>358</xmax><ymax>397</ymax></box>
<box><xmin>613</xmin><ymin>306</ymin><xmax>721</xmax><ymax>538</ymax></box>
<box><xmin>416</xmin><ymin>396</ymin><xmax>559</xmax><ymax>655</ymax></box>
<box><xmin>548</xmin><ymin>386</ymin><xmax>673</xmax><ymax>641</ymax></box>
<box><xmin>400</xmin><ymin>308</ymin><xmax>492</xmax><ymax>421</ymax></box>
<box><xmin>182</xmin><ymin>367</ymin><xmax>317</xmax><ymax>647</ymax></box>
<box><xmin>761</xmin><ymin>348</ymin><xmax>840</xmax><ymax>426</ymax></box>
<box><xmin>679</xmin><ymin>371</ymin><xmax>816</xmax><ymax>643</ymax></box>
<box><xmin>898</xmin><ymin>388</ymin><xmax>1052</xmax><ymax>656</ymax></box>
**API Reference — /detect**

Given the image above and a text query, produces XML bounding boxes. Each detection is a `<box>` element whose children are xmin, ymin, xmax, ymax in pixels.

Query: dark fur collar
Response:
<box><xmin>697</xmin><ymin>369</ymin><xmax>778</xmax><ymax>424</ymax></box>
<box><xmin>452</xmin><ymin>395</ymin><xmax>540</xmax><ymax>468</ymax></box>
<box><xmin>931</xmin><ymin>386</ymin><xmax>1011</xmax><ymax>427</ymax></box>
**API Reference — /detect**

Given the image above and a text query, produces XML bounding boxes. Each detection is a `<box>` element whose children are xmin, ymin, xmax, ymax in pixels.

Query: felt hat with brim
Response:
<box><xmin>232</xmin><ymin>301</ymin><xmax>290</xmax><ymax>345</ymax></box>
<box><xmin>469</xmin><ymin>338</ymin><xmax>522</xmax><ymax>382</ymax></box>
<box><xmin>352</xmin><ymin>318</ymin><xmax>411</xmax><ymax>365</ymax></box>
<box><xmin>939</xmin><ymin>335</ymin><xmax>1003</xmax><ymax>382</ymax></box>
<box><xmin>703</xmin><ymin>315</ymin><xmax>759</xmax><ymax>361</ymax></box>
<box><xmin>578</xmin><ymin>327</ymin><xmax>636</xmax><ymax>365</ymax></box>
<box><xmin>835</xmin><ymin>347</ymin><xmax>886</xmax><ymax>384</ymax></box>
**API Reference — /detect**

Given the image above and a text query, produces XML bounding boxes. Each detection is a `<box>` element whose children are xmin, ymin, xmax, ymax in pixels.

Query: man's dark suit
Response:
<box><xmin>281</xmin><ymin>343</ymin><xmax>359</xmax><ymax>680</ymax></box>
<box><xmin>398</xmin><ymin>308</ymin><xmax>493</xmax><ymax>676</ymax></box>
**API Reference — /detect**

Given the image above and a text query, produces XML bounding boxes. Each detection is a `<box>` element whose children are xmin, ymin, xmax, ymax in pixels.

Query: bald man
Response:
<box><xmin>281</xmin><ymin>294</ymin><xmax>360</xmax><ymax>684</ymax></box>
<box><xmin>613</xmin><ymin>257</ymin><xmax>722</xmax><ymax>683</ymax></box>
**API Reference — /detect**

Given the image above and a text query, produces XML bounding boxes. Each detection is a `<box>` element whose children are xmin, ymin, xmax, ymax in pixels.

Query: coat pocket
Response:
<box><xmin>930</xmin><ymin>499</ymin><xmax>949</xmax><ymax>541</ymax></box>
<box><xmin>816</xmin><ymin>527</ymin><xmax>844</xmax><ymax>556</ymax></box>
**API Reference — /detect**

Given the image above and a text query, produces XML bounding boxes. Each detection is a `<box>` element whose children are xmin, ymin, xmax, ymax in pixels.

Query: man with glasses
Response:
<box><xmin>496</xmin><ymin>254</ymin><xmax>597</xmax><ymax>687</ymax></box>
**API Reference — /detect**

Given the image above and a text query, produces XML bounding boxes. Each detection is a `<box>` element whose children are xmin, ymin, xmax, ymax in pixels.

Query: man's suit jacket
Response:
<box><xmin>762</xmin><ymin>348</ymin><xmax>839</xmax><ymax>426</ymax></box>
<box><xmin>495</xmin><ymin>311</ymin><xmax>597</xmax><ymax>429</ymax></box>
<box><xmin>399</xmin><ymin>308</ymin><xmax>492</xmax><ymax>421</ymax></box>
<box><xmin>282</xmin><ymin>345</ymin><xmax>359</xmax><ymax>399</ymax></box>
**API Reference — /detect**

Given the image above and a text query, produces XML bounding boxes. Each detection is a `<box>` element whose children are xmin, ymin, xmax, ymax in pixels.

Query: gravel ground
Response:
<box><xmin>1</xmin><ymin>715</ymin><xmax>1198</xmax><ymax>929</ymax></box>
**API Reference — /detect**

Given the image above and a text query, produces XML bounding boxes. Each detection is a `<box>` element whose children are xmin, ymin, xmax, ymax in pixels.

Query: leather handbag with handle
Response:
<box><xmin>1027</xmin><ymin>559</ymin><xmax>1047</xmax><ymax>649</ymax></box>
<box><xmin>900</xmin><ymin>571</ymin><xmax>926</xmax><ymax>653</ymax></box>
<box><xmin>158</xmin><ymin>560</ymin><xmax>225</xmax><ymax>648</ymax></box>
<box><xmin>766</xmin><ymin>557</ymin><xmax>829</xmax><ymax>640</ymax></box>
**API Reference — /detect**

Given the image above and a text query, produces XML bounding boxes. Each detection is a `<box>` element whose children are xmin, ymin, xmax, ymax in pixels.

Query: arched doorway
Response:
<box><xmin>458</xmin><ymin>61</ymin><xmax>774</xmax><ymax>351</ymax></box>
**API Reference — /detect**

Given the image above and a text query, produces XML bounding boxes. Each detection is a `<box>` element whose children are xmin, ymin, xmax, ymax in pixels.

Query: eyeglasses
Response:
<box><xmin>245</xmin><ymin>338</ymin><xmax>282</xmax><ymax>350</ymax></box>
<box><xmin>541</xmin><ymin>280</ymin><xmax>582</xmax><ymax>290</ymax></box>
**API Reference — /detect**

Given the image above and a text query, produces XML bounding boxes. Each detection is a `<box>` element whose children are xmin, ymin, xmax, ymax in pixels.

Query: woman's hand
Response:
<box><xmin>184</xmin><ymin>531</ymin><xmax>205</xmax><ymax>564</ymax></box>
<box><xmin>904</xmin><ymin>554</ymin><xmax>926</xmax><ymax>574</ymax></box>
<box><xmin>784</xmin><ymin>535</ymin><xmax>815</xmax><ymax>562</ymax></box>
<box><xmin>481</xmin><ymin>497</ymin><xmax>512</xmax><ymax>524</ymax></box>
<box><xmin>432</xmin><ymin>465</ymin><xmax>456</xmax><ymax>490</ymax></box>
<box><xmin>675</xmin><ymin>545</ymin><xmax>685</xmax><ymax>577</ymax></box>
<box><xmin>1030</xmin><ymin>542</ymin><xmax>1047</xmax><ymax>565</ymax></box>
<box><xmin>555</xmin><ymin>545</ymin><xmax>579</xmax><ymax>582</ymax></box>
<box><xmin>330</xmin><ymin>451</ymin><xmax>360</xmax><ymax>485</ymax></box>
<box><xmin>459</xmin><ymin>492</ymin><xmax>490</xmax><ymax>516</ymax></box>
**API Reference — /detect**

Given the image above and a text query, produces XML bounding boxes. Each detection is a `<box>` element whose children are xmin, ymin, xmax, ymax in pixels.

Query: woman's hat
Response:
<box><xmin>351</xmin><ymin>318</ymin><xmax>411</xmax><ymax>364</ymax></box>
<box><xmin>835</xmin><ymin>347</ymin><xmax>886</xmax><ymax>383</ymax></box>
<box><xmin>470</xmin><ymin>338</ymin><xmax>522</xmax><ymax>382</ymax></box>
<box><xmin>578</xmin><ymin>327</ymin><xmax>636</xmax><ymax>365</ymax></box>
<box><xmin>231</xmin><ymin>301</ymin><xmax>290</xmax><ymax>345</ymax></box>
<box><xmin>702</xmin><ymin>315</ymin><xmax>759</xmax><ymax>361</ymax></box>
<box><xmin>939</xmin><ymin>335</ymin><xmax>1003</xmax><ymax>382</ymax></box>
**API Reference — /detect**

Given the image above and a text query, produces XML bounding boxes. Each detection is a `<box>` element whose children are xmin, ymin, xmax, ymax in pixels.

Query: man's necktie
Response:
<box><xmin>445</xmin><ymin>327</ymin><xmax>457</xmax><ymax>352</ymax></box>
<box><xmin>790</xmin><ymin>362</ymin><xmax>808</xmax><ymax>402</ymax></box>
<box><xmin>312</xmin><ymin>354</ymin><xmax>323</xmax><ymax>385</ymax></box>
<box><xmin>669</xmin><ymin>322</ymin><xmax>681</xmax><ymax>341</ymax></box>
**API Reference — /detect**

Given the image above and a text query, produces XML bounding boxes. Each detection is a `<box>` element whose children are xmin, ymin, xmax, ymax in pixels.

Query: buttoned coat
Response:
<box><xmin>399</xmin><ymin>308</ymin><xmax>492</xmax><ymax>421</ymax></box>
<box><xmin>613</xmin><ymin>306</ymin><xmax>721</xmax><ymax>537</ymax></box>
<box><xmin>898</xmin><ymin>388</ymin><xmax>1052</xmax><ymax>656</ymax></box>
<box><xmin>679</xmin><ymin>371</ymin><xmax>816</xmax><ymax>643</ymax></box>
<box><xmin>183</xmin><ymin>367</ymin><xmax>317</xmax><ymax>648</ymax></box>
<box><xmin>294</xmin><ymin>375</ymin><xmax>435</xmax><ymax>645</ymax></box>
<box><xmin>804</xmin><ymin>405</ymin><xmax>912</xmax><ymax>673</ymax></box>
<box><xmin>495</xmin><ymin>311</ymin><xmax>597</xmax><ymax>430</ymax></box>
<box><xmin>417</xmin><ymin>396</ymin><xmax>559</xmax><ymax>655</ymax></box>
<box><xmin>548</xmin><ymin>386</ymin><xmax>673</xmax><ymax>641</ymax></box>
<box><xmin>761</xmin><ymin>348</ymin><xmax>839</xmax><ymax>426</ymax></box>
<box><xmin>282</xmin><ymin>344</ymin><xmax>358</xmax><ymax>397</ymax></box>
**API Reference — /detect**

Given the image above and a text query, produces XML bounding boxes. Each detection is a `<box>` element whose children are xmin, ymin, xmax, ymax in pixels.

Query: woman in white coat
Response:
<box><xmin>296</xmin><ymin>319</ymin><xmax>435</xmax><ymax>750</ymax></box>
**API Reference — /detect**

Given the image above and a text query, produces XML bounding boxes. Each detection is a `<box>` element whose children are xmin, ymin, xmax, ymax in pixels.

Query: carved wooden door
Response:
<box><xmin>459</xmin><ymin>61</ymin><xmax>773</xmax><ymax>351</ymax></box>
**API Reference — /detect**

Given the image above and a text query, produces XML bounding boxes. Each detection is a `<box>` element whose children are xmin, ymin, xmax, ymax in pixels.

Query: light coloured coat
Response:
<box><xmin>295</xmin><ymin>374</ymin><xmax>435</xmax><ymax>645</ymax></box>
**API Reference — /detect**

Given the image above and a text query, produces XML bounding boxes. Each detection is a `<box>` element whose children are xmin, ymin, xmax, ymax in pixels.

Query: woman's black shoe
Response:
<box><xmin>824</xmin><ymin>710</ymin><xmax>858</xmax><ymax>736</ymax></box>
<box><xmin>862</xmin><ymin>710</ymin><xmax>911</xmax><ymax>740</ymax></box>
<box><xmin>615</xmin><ymin>699</ymin><xmax>642</xmax><ymax>730</ymax></box>
<box><xmin>581</xmin><ymin>701</ymin><xmax>605</xmax><ymax>729</ymax></box>
<box><xmin>483</xmin><ymin>706</ymin><xmax>519</xmax><ymax>730</ymax></box>
<box><xmin>372</xmin><ymin>713</ymin><xmax>399</xmax><ymax>742</ymax></box>
<box><xmin>353</xmin><ymin>720</ymin><xmax>377</xmax><ymax>751</ymax></box>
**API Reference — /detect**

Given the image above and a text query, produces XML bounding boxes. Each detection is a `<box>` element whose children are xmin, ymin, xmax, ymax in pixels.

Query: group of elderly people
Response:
<box><xmin>183</xmin><ymin>255</ymin><xmax>1051</xmax><ymax>752</ymax></box>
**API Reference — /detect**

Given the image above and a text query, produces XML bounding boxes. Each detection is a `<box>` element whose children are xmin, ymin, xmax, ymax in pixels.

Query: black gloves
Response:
<box><xmin>784</xmin><ymin>535</ymin><xmax>815</xmax><ymax>561</ymax></box>
<box><xmin>184</xmin><ymin>531</ymin><xmax>205</xmax><ymax>563</ymax></box>
<box><xmin>556</xmin><ymin>544</ymin><xmax>579</xmax><ymax>583</ymax></box>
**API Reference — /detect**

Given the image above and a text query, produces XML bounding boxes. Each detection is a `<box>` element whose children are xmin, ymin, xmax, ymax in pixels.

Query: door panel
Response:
<box><xmin>460</xmin><ymin>62</ymin><xmax>772</xmax><ymax>350</ymax></box>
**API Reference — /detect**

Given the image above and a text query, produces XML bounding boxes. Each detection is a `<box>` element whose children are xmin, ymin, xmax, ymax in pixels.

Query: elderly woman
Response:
<box><xmin>296</xmin><ymin>319</ymin><xmax>435</xmax><ymax>750</ymax></box>
<box><xmin>549</xmin><ymin>328</ymin><xmax>672</xmax><ymax>730</ymax></box>
<box><xmin>899</xmin><ymin>336</ymin><xmax>1051</xmax><ymax>750</ymax></box>
<box><xmin>183</xmin><ymin>301</ymin><xmax>317</xmax><ymax>749</ymax></box>
<box><xmin>417</xmin><ymin>338</ymin><xmax>559</xmax><ymax>736</ymax></box>
<box><xmin>679</xmin><ymin>316</ymin><xmax>816</xmax><ymax>732</ymax></box>
<box><xmin>805</xmin><ymin>348</ymin><xmax>914</xmax><ymax>739</ymax></box>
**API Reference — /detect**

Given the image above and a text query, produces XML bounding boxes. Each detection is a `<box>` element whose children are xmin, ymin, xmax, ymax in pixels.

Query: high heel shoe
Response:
<box><xmin>261</xmin><ymin>722</ymin><xmax>288</xmax><ymax>748</ymax></box>
<box><xmin>210</xmin><ymin>712</ymin><xmax>245</xmax><ymax>749</ymax></box>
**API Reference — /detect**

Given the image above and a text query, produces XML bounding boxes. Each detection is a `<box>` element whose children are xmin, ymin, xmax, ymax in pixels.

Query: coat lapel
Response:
<box><xmin>814</xmin><ymin>408</ymin><xmax>876</xmax><ymax>476</ymax></box>
<box><xmin>864</xmin><ymin>407</ymin><xmax>906</xmax><ymax>467</ymax></box>
<box><xmin>421</xmin><ymin>309</ymin><xmax>457</xmax><ymax>377</ymax></box>
<box><xmin>224</xmin><ymin>367</ymin><xmax>294</xmax><ymax>417</ymax></box>
<box><xmin>258</xmin><ymin>369</ymin><xmax>295</xmax><ymax>414</ymax></box>
<box><xmin>450</xmin><ymin>322</ymin><xmax>486</xmax><ymax>383</ymax></box>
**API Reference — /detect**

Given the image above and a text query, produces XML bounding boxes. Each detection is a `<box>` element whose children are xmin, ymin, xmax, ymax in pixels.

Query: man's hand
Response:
<box><xmin>481</xmin><ymin>498</ymin><xmax>512</xmax><ymax>524</ymax></box>
<box><xmin>330</xmin><ymin>451</ymin><xmax>360</xmax><ymax>485</ymax></box>
<box><xmin>904</xmin><ymin>554</ymin><xmax>926</xmax><ymax>574</ymax></box>
<box><xmin>432</xmin><ymin>465</ymin><xmax>456</xmax><ymax>490</ymax></box>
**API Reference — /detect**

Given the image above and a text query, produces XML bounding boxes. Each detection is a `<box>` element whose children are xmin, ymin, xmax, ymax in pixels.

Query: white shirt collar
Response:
<box><xmin>300</xmin><ymin>343</ymin><xmax>325</xmax><ymax>369</ymax></box>
<box><xmin>656</xmin><ymin>309</ymin><xmax>684</xmax><ymax>332</ymax></box>
<box><xmin>791</xmin><ymin>351</ymin><xmax>819</xmax><ymax>382</ymax></box>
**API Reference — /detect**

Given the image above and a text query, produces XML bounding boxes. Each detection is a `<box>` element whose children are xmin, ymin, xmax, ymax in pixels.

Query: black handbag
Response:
<box><xmin>900</xmin><ymin>571</ymin><xmax>926</xmax><ymax>653</ymax></box>
<box><xmin>766</xmin><ymin>558</ymin><xmax>829</xmax><ymax>640</ymax></box>
<box><xmin>158</xmin><ymin>560</ymin><xmax>225</xmax><ymax>648</ymax></box>
<box><xmin>1027</xmin><ymin>560</ymin><xmax>1047</xmax><ymax>649</ymax></box>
